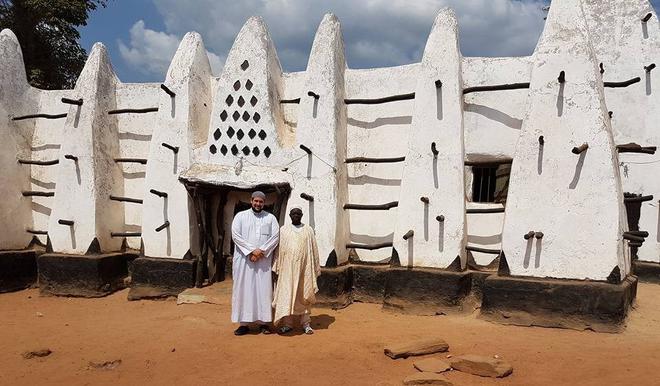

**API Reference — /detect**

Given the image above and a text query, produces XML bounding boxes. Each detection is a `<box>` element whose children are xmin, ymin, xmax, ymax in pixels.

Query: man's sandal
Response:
<box><xmin>259</xmin><ymin>325</ymin><xmax>272</xmax><ymax>335</ymax></box>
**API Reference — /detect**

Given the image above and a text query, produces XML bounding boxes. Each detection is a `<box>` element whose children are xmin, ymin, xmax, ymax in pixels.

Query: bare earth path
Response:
<box><xmin>2</xmin><ymin>281</ymin><xmax>660</xmax><ymax>385</ymax></box>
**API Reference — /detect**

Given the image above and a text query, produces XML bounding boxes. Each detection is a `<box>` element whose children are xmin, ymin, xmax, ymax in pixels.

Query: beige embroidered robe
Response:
<box><xmin>272</xmin><ymin>224</ymin><xmax>321</xmax><ymax>325</ymax></box>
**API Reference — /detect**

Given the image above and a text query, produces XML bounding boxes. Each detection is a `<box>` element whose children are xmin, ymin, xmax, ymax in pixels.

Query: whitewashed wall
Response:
<box><xmin>462</xmin><ymin>56</ymin><xmax>531</xmax><ymax>160</ymax></box>
<box><xmin>501</xmin><ymin>0</ymin><xmax>628</xmax><ymax>281</ymax></box>
<box><xmin>0</xmin><ymin>29</ymin><xmax>42</xmax><ymax>250</ymax></box>
<box><xmin>287</xmin><ymin>14</ymin><xmax>350</xmax><ymax>265</ymax></box>
<box><xmin>29</xmin><ymin>90</ymin><xmax>73</xmax><ymax>245</ymax></box>
<box><xmin>344</xmin><ymin>65</ymin><xmax>418</xmax><ymax>262</ymax></box>
<box><xmin>582</xmin><ymin>0</ymin><xmax>660</xmax><ymax>264</ymax></box>
<box><xmin>393</xmin><ymin>9</ymin><xmax>466</xmax><ymax>269</ymax></box>
<box><xmin>48</xmin><ymin>44</ymin><xmax>125</xmax><ymax>254</ymax></box>
<box><xmin>142</xmin><ymin>32</ymin><xmax>212</xmax><ymax>259</ymax></box>
<box><xmin>114</xmin><ymin>83</ymin><xmax>160</xmax><ymax>250</ymax></box>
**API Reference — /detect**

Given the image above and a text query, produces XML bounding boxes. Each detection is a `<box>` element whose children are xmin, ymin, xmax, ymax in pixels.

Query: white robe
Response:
<box><xmin>231</xmin><ymin>209</ymin><xmax>280</xmax><ymax>323</ymax></box>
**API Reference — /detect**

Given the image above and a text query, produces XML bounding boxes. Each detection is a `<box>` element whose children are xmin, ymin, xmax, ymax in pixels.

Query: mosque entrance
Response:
<box><xmin>182</xmin><ymin>181</ymin><xmax>290</xmax><ymax>287</ymax></box>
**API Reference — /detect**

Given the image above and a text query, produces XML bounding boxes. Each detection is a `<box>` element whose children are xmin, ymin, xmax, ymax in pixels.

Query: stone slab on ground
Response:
<box><xmin>128</xmin><ymin>257</ymin><xmax>196</xmax><ymax>300</ymax></box>
<box><xmin>0</xmin><ymin>249</ymin><xmax>38</xmax><ymax>293</ymax></box>
<box><xmin>413</xmin><ymin>357</ymin><xmax>451</xmax><ymax>373</ymax></box>
<box><xmin>38</xmin><ymin>252</ymin><xmax>136</xmax><ymax>297</ymax></box>
<box><xmin>87</xmin><ymin>359</ymin><xmax>122</xmax><ymax>370</ymax></box>
<box><xmin>22</xmin><ymin>349</ymin><xmax>52</xmax><ymax>359</ymax></box>
<box><xmin>480</xmin><ymin>274</ymin><xmax>637</xmax><ymax>332</ymax></box>
<box><xmin>384</xmin><ymin>338</ymin><xmax>449</xmax><ymax>359</ymax></box>
<box><xmin>449</xmin><ymin>354</ymin><xmax>513</xmax><ymax>378</ymax></box>
<box><xmin>403</xmin><ymin>372</ymin><xmax>453</xmax><ymax>385</ymax></box>
<box><xmin>176</xmin><ymin>281</ymin><xmax>231</xmax><ymax>305</ymax></box>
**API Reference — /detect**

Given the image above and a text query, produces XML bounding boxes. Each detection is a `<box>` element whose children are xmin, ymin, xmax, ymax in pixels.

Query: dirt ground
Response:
<box><xmin>2</xmin><ymin>281</ymin><xmax>660</xmax><ymax>386</ymax></box>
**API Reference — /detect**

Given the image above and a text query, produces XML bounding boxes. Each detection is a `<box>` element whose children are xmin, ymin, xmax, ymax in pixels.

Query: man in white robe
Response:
<box><xmin>272</xmin><ymin>207</ymin><xmax>320</xmax><ymax>335</ymax></box>
<box><xmin>231</xmin><ymin>191</ymin><xmax>280</xmax><ymax>336</ymax></box>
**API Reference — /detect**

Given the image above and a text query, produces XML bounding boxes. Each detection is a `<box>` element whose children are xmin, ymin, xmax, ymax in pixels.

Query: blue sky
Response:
<box><xmin>79</xmin><ymin>0</ymin><xmax>659</xmax><ymax>83</ymax></box>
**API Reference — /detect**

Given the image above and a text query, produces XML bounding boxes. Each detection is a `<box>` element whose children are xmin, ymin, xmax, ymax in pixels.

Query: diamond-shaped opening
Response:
<box><xmin>220</xmin><ymin>145</ymin><xmax>228</xmax><ymax>155</ymax></box>
<box><xmin>264</xmin><ymin>146</ymin><xmax>271</xmax><ymax>158</ymax></box>
<box><xmin>209</xmin><ymin>144</ymin><xmax>217</xmax><ymax>154</ymax></box>
<box><xmin>225</xmin><ymin>95</ymin><xmax>234</xmax><ymax>106</ymax></box>
<box><xmin>220</xmin><ymin>110</ymin><xmax>228</xmax><ymax>121</ymax></box>
<box><xmin>253</xmin><ymin>112</ymin><xmax>261</xmax><ymax>123</ymax></box>
<box><xmin>213</xmin><ymin>128</ymin><xmax>222</xmax><ymax>140</ymax></box>
<box><xmin>240</xmin><ymin>60</ymin><xmax>249</xmax><ymax>71</ymax></box>
<box><xmin>237</xmin><ymin>129</ymin><xmax>244</xmax><ymax>140</ymax></box>
<box><xmin>237</xmin><ymin>96</ymin><xmax>245</xmax><ymax>107</ymax></box>
<box><xmin>248</xmin><ymin>129</ymin><xmax>257</xmax><ymax>139</ymax></box>
<box><xmin>231</xmin><ymin>144</ymin><xmax>239</xmax><ymax>155</ymax></box>
<box><xmin>233</xmin><ymin>80</ymin><xmax>241</xmax><ymax>91</ymax></box>
<box><xmin>258</xmin><ymin>129</ymin><xmax>267</xmax><ymax>140</ymax></box>
<box><xmin>242</xmin><ymin>111</ymin><xmax>250</xmax><ymax>121</ymax></box>
<box><xmin>232</xmin><ymin>111</ymin><xmax>240</xmax><ymax>121</ymax></box>
<box><xmin>242</xmin><ymin>145</ymin><xmax>250</xmax><ymax>155</ymax></box>
<box><xmin>250</xmin><ymin>96</ymin><xmax>258</xmax><ymax>107</ymax></box>
<box><xmin>227</xmin><ymin>126</ymin><xmax>235</xmax><ymax>138</ymax></box>
<box><xmin>246</xmin><ymin>79</ymin><xmax>253</xmax><ymax>90</ymax></box>
<box><xmin>253</xmin><ymin>146</ymin><xmax>260</xmax><ymax>156</ymax></box>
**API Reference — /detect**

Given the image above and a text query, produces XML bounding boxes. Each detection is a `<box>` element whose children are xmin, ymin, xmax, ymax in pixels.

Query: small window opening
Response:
<box><xmin>471</xmin><ymin>164</ymin><xmax>510</xmax><ymax>203</ymax></box>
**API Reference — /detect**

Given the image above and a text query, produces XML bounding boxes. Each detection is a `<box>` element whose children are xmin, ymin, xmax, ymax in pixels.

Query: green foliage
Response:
<box><xmin>0</xmin><ymin>0</ymin><xmax>107</xmax><ymax>89</ymax></box>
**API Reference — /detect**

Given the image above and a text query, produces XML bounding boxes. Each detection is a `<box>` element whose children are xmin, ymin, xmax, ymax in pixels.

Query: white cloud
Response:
<box><xmin>118</xmin><ymin>20</ymin><xmax>224</xmax><ymax>79</ymax></box>
<box><xmin>149</xmin><ymin>0</ymin><xmax>548</xmax><ymax>72</ymax></box>
<box><xmin>120</xmin><ymin>1</ymin><xmax>549</xmax><ymax>77</ymax></box>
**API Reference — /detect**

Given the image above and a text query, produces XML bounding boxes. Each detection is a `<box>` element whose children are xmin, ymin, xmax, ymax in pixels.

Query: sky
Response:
<box><xmin>78</xmin><ymin>0</ymin><xmax>659</xmax><ymax>83</ymax></box>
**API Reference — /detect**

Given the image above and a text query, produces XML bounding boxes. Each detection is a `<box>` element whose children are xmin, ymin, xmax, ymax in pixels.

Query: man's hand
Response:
<box><xmin>250</xmin><ymin>249</ymin><xmax>264</xmax><ymax>262</ymax></box>
<box><xmin>252</xmin><ymin>249</ymin><xmax>264</xmax><ymax>259</ymax></box>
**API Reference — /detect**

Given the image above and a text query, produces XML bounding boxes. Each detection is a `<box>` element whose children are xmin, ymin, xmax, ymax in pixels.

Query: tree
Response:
<box><xmin>0</xmin><ymin>0</ymin><xmax>107</xmax><ymax>89</ymax></box>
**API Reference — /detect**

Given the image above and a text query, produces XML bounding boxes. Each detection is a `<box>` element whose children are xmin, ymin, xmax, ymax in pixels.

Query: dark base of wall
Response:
<box><xmin>0</xmin><ymin>250</ymin><xmax>38</xmax><ymax>293</ymax></box>
<box><xmin>353</xmin><ymin>265</ymin><xmax>389</xmax><ymax>303</ymax></box>
<box><xmin>38</xmin><ymin>252</ymin><xmax>137</xmax><ymax>297</ymax></box>
<box><xmin>632</xmin><ymin>260</ymin><xmax>660</xmax><ymax>284</ymax></box>
<box><xmin>480</xmin><ymin>275</ymin><xmax>637</xmax><ymax>333</ymax></box>
<box><xmin>467</xmin><ymin>270</ymin><xmax>491</xmax><ymax>302</ymax></box>
<box><xmin>383</xmin><ymin>268</ymin><xmax>472</xmax><ymax>314</ymax></box>
<box><xmin>128</xmin><ymin>257</ymin><xmax>196</xmax><ymax>300</ymax></box>
<box><xmin>317</xmin><ymin>265</ymin><xmax>476</xmax><ymax>314</ymax></box>
<box><xmin>317</xmin><ymin>265</ymin><xmax>638</xmax><ymax>332</ymax></box>
<box><xmin>316</xmin><ymin>265</ymin><xmax>352</xmax><ymax>309</ymax></box>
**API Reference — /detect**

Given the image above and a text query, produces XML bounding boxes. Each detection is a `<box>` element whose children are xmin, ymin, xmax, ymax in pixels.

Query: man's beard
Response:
<box><xmin>252</xmin><ymin>206</ymin><xmax>263</xmax><ymax>213</ymax></box>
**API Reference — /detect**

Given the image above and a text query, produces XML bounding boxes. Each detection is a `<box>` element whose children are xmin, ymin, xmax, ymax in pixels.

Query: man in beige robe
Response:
<box><xmin>272</xmin><ymin>207</ymin><xmax>320</xmax><ymax>335</ymax></box>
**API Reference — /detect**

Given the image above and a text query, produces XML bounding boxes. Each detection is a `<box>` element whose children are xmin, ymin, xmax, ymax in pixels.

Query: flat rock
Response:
<box><xmin>88</xmin><ymin>359</ymin><xmax>122</xmax><ymax>370</ymax></box>
<box><xmin>413</xmin><ymin>357</ymin><xmax>451</xmax><ymax>373</ymax></box>
<box><xmin>176</xmin><ymin>284</ymin><xmax>230</xmax><ymax>305</ymax></box>
<box><xmin>449</xmin><ymin>354</ymin><xmax>513</xmax><ymax>378</ymax></box>
<box><xmin>22</xmin><ymin>349</ymin><xmax>52</xmax><ymax>359</ymax></box>
<box><xmin>127</xmin><ymin>285</ymin><xmax>177</xmax><ymax>300</ymax></box>
<box><xmin>403</xmin><ymin>372</ymin><xmax>453</xmax><ymax>385</ymax></box>
<box><xmin>384</xmin><ymin>338</ymin><xmax>449</xmax><ymax>359</ymax></box>
<box><xmin>177</xmin><ymin>293</ymin><xmax>206</xmax><ymax>305</ymax></box>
